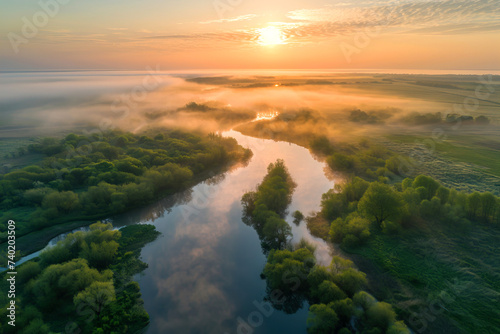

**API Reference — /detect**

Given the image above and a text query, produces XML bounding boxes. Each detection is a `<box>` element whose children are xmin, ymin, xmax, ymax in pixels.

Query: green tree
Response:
<box><xmin>81</xmin><ymin>240</ymin><xmax>119</xmax><ymax>269</ymax></box>
<box><xmin>329</xmin><ymin>298</ymin><xmax>356</xmax><ymax>326</ymax></box>
<box><xmin>263</xmin><ymin>248</ymin><xmax>315</xmax><ymax>292</ymax></box>
<box><xmin>466</xmin><ymin>192</ymin><xmax>481</xmax><ymax>219</ymax></box>
<box><xmin>32</xmin><ymin>258</ymin><xmax>112</xmax><ymax>309</ymax></box>
<box><xmin>327</xmin><ymin>153</ymin><xmax>354</xmax><ymax>172</ymax></box>
<box><xmin>359</xmin><ymin>182</ymin><xmax>403</xmax><ymax>225</ymax></box>
<box><xmin>333</xmin><ymin>268</ymin><xmax>367</xmax><ymax>296</ymax></box>
<box><xmin>387</xmin><ymin>321</ymin><xmax>411</xmax><ymax>334</ymax></box>
<box><xmin>292</xmin><ymin>210</ymin><xmax>305</xmax><ymax>225</ymax></box>
<box><xmin>307</xmin><ymin>266</ymin><xmax>334</xmax><ymax>297</ymax></box>
<box><xmin>42</xmin><ymin>191</ymin><xmax>79</xmax><ymax>212</ymax></box>
<box><xmin>263</xmin><ymin>216</ymin><xmax>292</xmax><ymax>249</ymax></box>
<box><xmin>321</xmin><ymin>189</ymin><xmax>348</xmax><ymax>221</ymax></box>
<box><xmin>366</xmin><ymin>302</ymin><xmax>397</xmax><ymax>331</ymax></box>
<box><xmin>17</xmin><ymin>261</ymin><xmax>41</xmax><ymax>285</ymax></box>
<box><xmin>315</xmin><ymin>281</ymin><xmax>346</xmax><ymax>304</ymax></box>
<box><xmin>19</xmin><ymin>317</ymin><xmax>51</xmax><ymax>334</ymax></box>
<box><xmin>480</xmin><ymin>192</ymin><xmax>497</xmax><ymax>222</ymax></box>
<box><xmin>329</xmin><ymin>214</ymin><xmax>371</xmax><ymax>246</ymax></box>
<box><xmin>73</xmin><ymin>281</ymin><xmax>116</xmax><ymax>317</ymax></box>
<box><xmin>307</xmin><ymin>304</ymin><xmax>339</xmax><ymax>334</ymax></box>
<box><xmin>329</xmin><ymin>256</ymin><xmax>354</xmax><ymax>275</ymax></box>
<box><xmin>24</xmin><ymin>187</ymin><xmax>54</xmax><ymax>205</ymax></box>
<box><xmin>436</xmin><ymin>186</ymin><xmax>450</xmax><ymax>204</ymax></box>
<box><xmin>353</xmin><ymin>291</ymin><xmax>377</xmax><ymax>310</ymax></box>
<box><xmin>412</xmin><ymin>175</ymin><xmax>440</xmax><ymax>200</ymax></box>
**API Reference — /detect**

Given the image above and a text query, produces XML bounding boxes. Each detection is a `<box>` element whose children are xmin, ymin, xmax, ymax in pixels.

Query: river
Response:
<box><xmin>9</xmin><ymin>129</ymin><xmax>336</xmax><ymax>333</ymax></box>
<box><xmin>111</xmin><ymin>130</ymin><xmax>336</xmax><ymax>333</ymax></box>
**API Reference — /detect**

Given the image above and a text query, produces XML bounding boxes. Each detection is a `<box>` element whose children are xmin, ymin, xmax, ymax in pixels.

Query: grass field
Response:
<box><xmin>384</xmin><ymin>132</ymin><xmax>500</xmax><ymax>194</ymax></box>
<box><xmin>387</xmin><ymin>133</ymin><xmax>500</xmax><ymax>176</ymax></box>
<box><xmin>346</xmin><ymin>221</ymin><xmax>500</xmax><ymax>334</ymax></box>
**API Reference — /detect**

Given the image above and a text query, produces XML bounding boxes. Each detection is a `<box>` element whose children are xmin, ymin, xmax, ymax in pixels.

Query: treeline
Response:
<box><xmin>0</xmin><ymin>130</ymin><xmax>251</xmax><ymax>243</ymax></box>
<box><xmin>0</xmin><ymin>222</ymin><xmax>160</xmax><ymax>333</ymax></box>
<box><xmin>348</xmin><ymin>109</ymin><xmax>492</xmax><ymax>126</ymax></box>
<box><xmin>310</xmin><ymin>135</ymin><xmax>400</xmax><ymax>181</ymax></box>
<box><xmin>317</xmin><ymin>175</ymin><xmax>500</xmax><ymax>247</ymax></box>
<box><xmin>241</xmin><ymin>160</ymin><xmax>410</xmax><ymax>333</ymax></box>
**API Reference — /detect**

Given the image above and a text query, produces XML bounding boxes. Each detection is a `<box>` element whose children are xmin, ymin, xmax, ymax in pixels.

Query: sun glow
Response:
<box><xmin>258</xmin><ymin>26</ymin><xmax>285</xmax><ymax>46</ymax></box>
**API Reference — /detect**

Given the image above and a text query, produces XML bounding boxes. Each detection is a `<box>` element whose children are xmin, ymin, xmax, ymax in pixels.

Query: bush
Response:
<box><xmin>333</xmin><ymin>268</ymin><xmax>367</xmax><ymax>297</ymax></box>
<box><xmin>263</xmin><ymin>248</ymin><xmax>316</xmax><ymax>292</ymax></box>
<box><xmin>327</xmin><ymin>153</ymin><xmax>354</xmax><ymax>172</ymax></box>
<box><xmin>315</xmin><ymin>281</ymin><xmax>346</xmax><ymax>304</ymax></box>
<box><xmin>366</xmin><ymin>302</ymin><xmax>397</xmax><ymax>331</ymax></box>
<box><xmin>307</xmin><ymin>304</ymin><xmax>339</xmax><ymax>334</ymax></box>
<box><xmin>381</xmin><ymin>220</ymin><xmax>401</xmax><ymax>234</ymax></box>
<box><xmin>412</xmin><ymin>175</ymin><xmax>440</xmax><ymax>200</ymax></box>
<box><xmin>292</xmin><ymin>210</ymin><xmax>305</xmax><ymax>225</ymax></box>
<box><xmin>17</xmin><ymin>261</ymin><xmax>42</xmax><ymax>285</ymax></box>
<box><xmin>308</xmin><ymin>266</ymin><xmax>335</xmax><ymax>297</ymax></box>
<box><xmin>353</xmin><ymin>291</ymin><xmax>377</xmax><ymax>310</ymax></box>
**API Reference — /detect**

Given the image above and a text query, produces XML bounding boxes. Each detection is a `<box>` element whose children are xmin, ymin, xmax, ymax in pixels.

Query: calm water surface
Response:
<box><xmin>108</xmin><ymin>130</ymin><xmax>336</xmax><ymax>334</ymax></box>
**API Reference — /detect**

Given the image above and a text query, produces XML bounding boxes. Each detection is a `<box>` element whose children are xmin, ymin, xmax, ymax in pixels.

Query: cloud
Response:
<box><xmin>199</xmin><ymin>14</ymin><xmax>258</xmax><ymax>24</ymax></box>
<box><xmin>286</xmin><ymin>0</ymin><xmax>500</xmax><ymax>35</ymax></box>
<box><xmin>9</xmin><ymin>0</ymin><xmax>498</xmax><ymax>53</ymax></box>
<box><xmin>142</xmin><ymin>0</ymin><xmax>500</xmax><ymax>48</ymax></box>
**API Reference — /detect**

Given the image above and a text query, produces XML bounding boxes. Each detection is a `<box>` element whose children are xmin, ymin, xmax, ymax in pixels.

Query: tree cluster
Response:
<box><xmin>0</xmin><ymin>130</ymin><xmax>251</xmax><ymax>242</ymax></box>
<box><xmin>0</xmin><ymin>222</ymin><xmax>160</xmax><ymax>334</ymax></box>
<box><xmin>241</xmin><ymin>159</ymin><xmax>297</xmax><ymax>251</ymax></box>
<box><xmin>242</xmin><ymin>160</ymin><xmax>410</xmax><ymax>333</ymax></box>
<box><xmin>320</xmin><ymin>175</ymin><xmax>500</xmax><ymax>247</ymax></box>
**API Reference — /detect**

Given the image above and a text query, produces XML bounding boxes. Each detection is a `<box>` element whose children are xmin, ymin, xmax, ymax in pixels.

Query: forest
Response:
<box><xmin>242</xmin><ymin>160</ymin><xmax>411</xmax><ymax>334</ymax></box>
<box><xmin>0</xmin><ymin>130</ymin><xmax>251</xmax><ymax>256</ymax></box>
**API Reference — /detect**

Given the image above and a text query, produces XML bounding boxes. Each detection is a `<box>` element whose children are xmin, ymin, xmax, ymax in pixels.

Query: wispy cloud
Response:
<box><xmin>287</xmin><ymin>0</ymin><xmax>500</xmax><ymax>34</ymax></box>
<box><xmin>17</xmin><ymin>0</ymin><xmax>500</xmax><ymax>52</ymax></box>
<box><xmin>199</xmin><ymin>14</ymin><xmax>258</xmax><ymax>25</ymax></box>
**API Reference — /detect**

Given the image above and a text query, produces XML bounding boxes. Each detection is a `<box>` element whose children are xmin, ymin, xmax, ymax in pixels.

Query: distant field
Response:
<box><xmin>0</xmin><ymin>137</ymin><xmax>44</xmax><ymax>172</ymax></box>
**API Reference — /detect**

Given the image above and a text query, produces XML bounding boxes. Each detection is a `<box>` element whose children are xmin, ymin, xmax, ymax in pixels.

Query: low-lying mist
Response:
<box><xmin>0</xmin><ymin>71</ymin><xmax>497</xmax><ymax>140</ymax></box>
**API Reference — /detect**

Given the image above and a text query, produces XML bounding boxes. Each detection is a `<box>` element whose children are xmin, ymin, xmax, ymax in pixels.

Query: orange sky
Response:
<box><xmin>1</xmin><ymin>0</ymin><xmax>499</xmax><ymax>70</ymax></box>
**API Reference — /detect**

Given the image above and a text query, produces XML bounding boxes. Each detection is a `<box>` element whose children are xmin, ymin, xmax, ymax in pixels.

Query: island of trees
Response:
<box><xmin>242</xmin><ymin>160</ymin><xmax>411</xmax><ymax>333</ymax></box>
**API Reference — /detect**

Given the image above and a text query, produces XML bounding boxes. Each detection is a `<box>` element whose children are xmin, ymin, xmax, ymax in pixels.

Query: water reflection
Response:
<box><xmin>4</xmin><ymin>129</ymin><xmax>336</xmax><ymax>332</ymax></box>
<box><xmin>110</xmin><ymin>188</ymin><xmax>194</xmax><ymax>226</ymax></box>
<box><xmin>107</xmin><ymin>130</ymin><xmax>337</xmax><ymax>334</ymax></box>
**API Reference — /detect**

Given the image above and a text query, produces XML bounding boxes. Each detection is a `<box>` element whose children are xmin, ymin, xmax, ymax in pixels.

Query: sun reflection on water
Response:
<box><xmin>252</xmin><ymin>110</ymin><xmax>279</xmax><ymax>122</ymax></box>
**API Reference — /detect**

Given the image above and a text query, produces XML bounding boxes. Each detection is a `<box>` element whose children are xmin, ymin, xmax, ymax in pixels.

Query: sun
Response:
<box><xmin>258</xmin><ymin>26</ymin><xmax>285</xmax><ymax>46</ymax></box>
